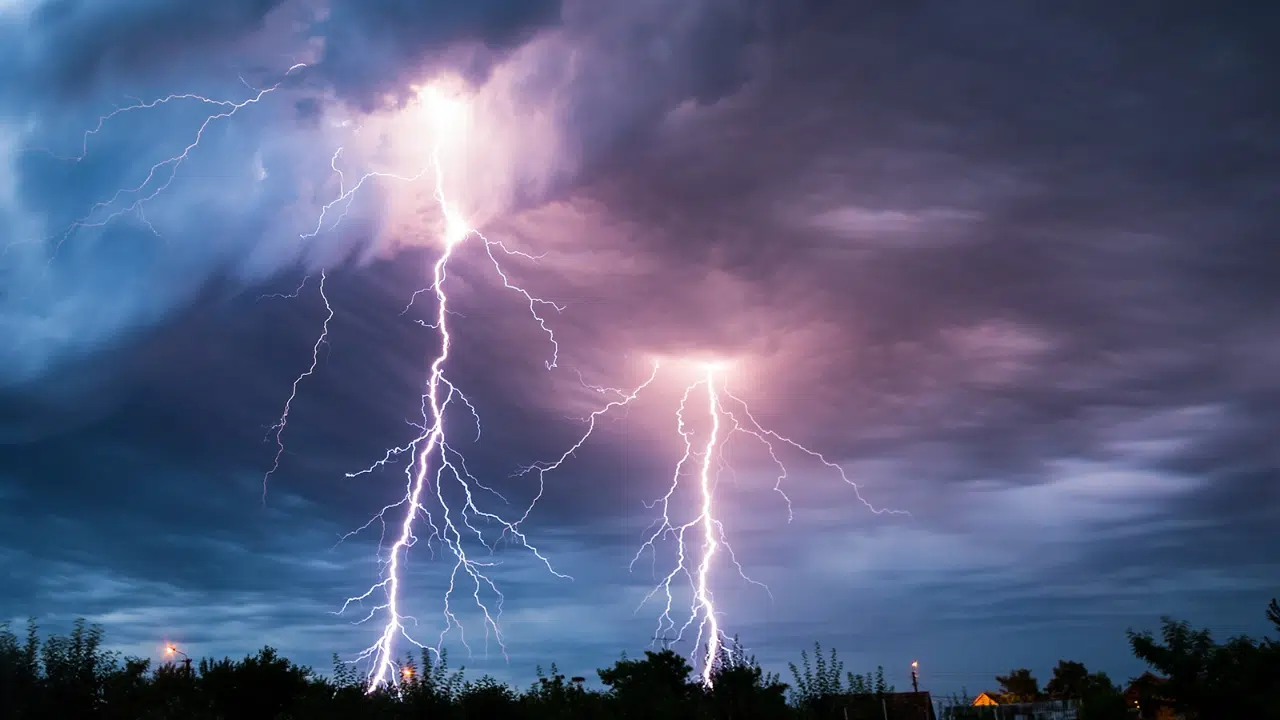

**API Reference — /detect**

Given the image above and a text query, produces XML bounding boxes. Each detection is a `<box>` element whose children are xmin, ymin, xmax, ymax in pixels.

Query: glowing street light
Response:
<box><xmin>911</xmin><ymin>660</ymin><xmax>919</xmax><ymax>693</ymax></box>
<box><xmin>165</xmin><ymin>644</ymin><xmax>193</xmax><ymax>674</ymax></box>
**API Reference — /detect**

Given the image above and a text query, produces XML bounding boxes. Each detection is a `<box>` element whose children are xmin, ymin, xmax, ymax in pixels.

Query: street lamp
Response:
<box><xmin>165</xmin><ymin>644</ymin><xmax>193</xmax><ymax>674</ymax></box>
<box><xmin>911</xmin><ymin>661</ymin><xmax>919</xmax><ymax>693</ymax></box>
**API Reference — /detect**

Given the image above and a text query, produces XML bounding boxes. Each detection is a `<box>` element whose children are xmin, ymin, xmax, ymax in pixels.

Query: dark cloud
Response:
<box><xmin>2</xmin><ymin>0</ymin><xmax>1278</xmax><ymax>697</ymax></box>
<box><xmin>9</xmin><ymin>0</ymin><xmax>287</xmax><ymax>101</ymax></box>
<box><xmin>315</xmin><ymin>0</ymin><xmax>563</xmax><ymax>110</ymax></box>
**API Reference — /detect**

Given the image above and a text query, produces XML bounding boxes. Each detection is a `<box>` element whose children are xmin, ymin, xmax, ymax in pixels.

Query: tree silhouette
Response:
<box><xmin>786</xmin><ymin>642</ymin><xmax>897</xmax><ymax>718</ymax></box>
<box><xmin>994</xmin><ymin>668</ymin><xmax>1038</xmax><ymax>702</ymax></box>
<box><xmin>457</xmin><ymin>675</ymin><xmax>521</xmax><ymax>718</ymax></box>
<box><xmin>1077</xmin><ymin>671</ymin><xmax>1126</xmax><ymax>720</ymax></box>
<box><xmin>598</xmin><ymin>648</ymin><xmax>698</xmax><ymax>720</ymax></box>
<box><xmin>1128</xmin><ymin>601</ymin><xmax>1280</xmax><ymax>719</ymax></box>
<box><xmin>845</xmin><ymin>665</ymin><xmax>891</xmax><ymax>696</ymax></box>
<box><xmin>396</xmin><ymin>648</ymin><xmax>465</xmax><ymax>715</ymax></box>
<box><xmin>705</xmin><ymin>638</ymin><xmax>789</xmax><ymax>719</ymax></box>
<box><xmin>1</xmin><ymin>601</ymin><xmax>1275</xmax><ymax>719</ymax></box>
<box><xmin>1036</xmin><ymin>660</ymin><xmax>1125</xmax><ymax>719</ymax></box>
<box><xmin>524</xmin><ymin>663</ymin><xmax>606</xmax><ymax>720</ymax></box>
<box><xmin>1044</xmin><ymin>660</ymin><xmax>1087</xmax><ymax>700</ymax></box>
<box><xmin>197</xmin><ymin>647</ymin><xmax>319</xmax><ymax>720</ymax></box>
<box><xmin>787</xmin><ymin>641</ymin><xmax>844</xmax><ymax>708</ymax></box>
<box><xmin>0</xmin><ymin>619</ymin><xmax>41</xmax><ymax>718</ymax></box>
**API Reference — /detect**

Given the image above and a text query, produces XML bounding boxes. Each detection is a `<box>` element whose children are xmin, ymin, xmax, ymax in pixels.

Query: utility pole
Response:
<box><xmin>165</xmin><ymin>645</ymin><xmax>192</xmax><ymax>675</ymax></box>
<box><xmin>911</xmin><ymin>660</ymin><xmax>919</xmax><ymax>693</ymax></box>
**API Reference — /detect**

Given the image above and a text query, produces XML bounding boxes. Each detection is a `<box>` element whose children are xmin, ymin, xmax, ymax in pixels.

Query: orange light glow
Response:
<box><xmin>401</xmin><ymin>666</ymin><xmax>414</xmax><ymax>678</ymax></box>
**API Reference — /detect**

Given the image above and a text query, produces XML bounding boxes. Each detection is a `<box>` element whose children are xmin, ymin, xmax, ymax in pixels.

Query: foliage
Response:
<box><xmin>1034</xmin><ymin>661</ymin><xmax>1126</xmax><ymax>719</ymax></box>
<box><xmin>1043</xmin><ymin>660</ymin><xmax>1086</xmax><ymax>699</ymax></box>
<box><xmin>1127</xmin><ymin>600</ymin><xmax>1280</xmax><ymax>720</ymax></box>
<box><xmin>0</xmin><ymin>598</ymin><xmax>1275</xmax><ymax>719</ymax></box>
<box><xmin>787</xmin><ymin>642</ymin><xmax>898</xmax><ymax>718</ymax></box>
<box><xmin>597</xmin><ymin>647</ymin><xmax>698</xmax><ymax>719</ymax></box>
<box><xmin>994</xmin><ymin>667</ymin><xmax>1038</xmax><ymax>702</ymax></box>
<box><xmin>786</xmin><ymin>642</ymin><xmax>894</xmax><ymax>704</ymax></box>
<box><xmin>706</xmin><ymin>637</ymin><xmax>790</xmax><ymax>719</ymax></box>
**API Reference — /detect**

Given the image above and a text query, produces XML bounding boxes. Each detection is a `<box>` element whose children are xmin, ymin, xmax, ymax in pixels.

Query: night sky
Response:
<box><xmin>2</xmin><ymin>0</ymin><xmax>1278</xmax><ymax>697</ymax></box>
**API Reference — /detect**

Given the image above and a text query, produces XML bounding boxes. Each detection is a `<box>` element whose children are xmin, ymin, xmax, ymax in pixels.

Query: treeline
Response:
<box><xmin>941</xmin><ymin>598</ymin><xmax>1280</xmax><ymax>720</ymax></box>
<box><xmin>0</xmin><ymin>599</ymin><xmax>1276</xmax><ymax>719</ymax></box>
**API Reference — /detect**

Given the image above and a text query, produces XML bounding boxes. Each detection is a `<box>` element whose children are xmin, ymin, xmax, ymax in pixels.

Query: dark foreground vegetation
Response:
<box><xmin>0</xmin><ymin>600</ymin><xmax>1275</xmax><ymax>719</ymax></box>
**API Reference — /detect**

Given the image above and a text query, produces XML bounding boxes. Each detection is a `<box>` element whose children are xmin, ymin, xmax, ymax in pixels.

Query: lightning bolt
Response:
<box><xmin>40</xmin><ymin>70</ymin><xmax>577</xmax><ymax>690</ymax></box>
<box><xmin>631</xmin><ymin>365</ymin><xmax>906</xmax><ymax>686</ymax></box>
<box><xmin>7</xmin><ymin>64</ymin><xmax>307</xmax><ymax>263</ymax></box>
<box><xmin>269</xmin><ymin>86</ymin><xmax>572</xmax><ymax>691</ymax></box>
<box><xmin>261</xmin><ymin>270</ymin><xmax>331</xmax><ymax>504</ymax></box>
<box><xmin>629</xmin><ymin>366</ymin><xmax>740</xmax><ymax>687</ymax></box>
<box><xmin>516</xmin><ymin>358</ymin><xmax>904</xmax><ymax>688</ymax></box>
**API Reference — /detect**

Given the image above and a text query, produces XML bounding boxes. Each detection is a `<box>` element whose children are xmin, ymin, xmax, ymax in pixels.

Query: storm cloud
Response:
<box><xmin>1</xmin><ymin>0</ymin><xmax>1277</xmax><ymax>695</ymax></box>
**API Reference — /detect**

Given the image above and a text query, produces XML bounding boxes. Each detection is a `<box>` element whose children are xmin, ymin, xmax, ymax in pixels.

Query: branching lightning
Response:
<box><xmin>634</xmin><ymin>364</ymin><xmax>906</xmax><ymax>686</ymax></box>
<box><xmin>8</xmin><ymin>64</ymin><xmax>307</xmax><ymax>263</ymax></box>
<box><xmin>522</xmin><ymin>360</ymin><xmax>905</xmax><ymax>688</ymax></box>
<box><xmin>270</xmin><ymin>85</ymin><xmax>573</xmax><ymax>691</ymax></box>
<box><xmin>43</xmin><ymin>69</ymin><xmax>580</xmax><ymax>691</ymax></box>
<box><xmin>261</xmin><ymin>270</ymin><xmax>332</xmax><ymax>503</ymax></box>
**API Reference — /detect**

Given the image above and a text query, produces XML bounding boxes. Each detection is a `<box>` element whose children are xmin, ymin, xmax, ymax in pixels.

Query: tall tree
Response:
<box><xmin>0</xmin><ymin>620</ymin><xmax>42</xmax><ymax>719</ymax></box>
<box><xmin>598</xmin><ymin>649</ymin><xmax>698</xmax><ymax>720</ymax></box>
<box><xmin>1078</xmin><ymin>671</ymin><xmax>1127</xmax><ymax>720</ymax></box>
<box><xmin>1044</xmin><ymin>660</ymin><xmax>1089</xmax><ymax>699</ymax></box>
<box><xmin>1128</xmin><ymin>617</ymin><xmax>1217</xmax><ymax>717</ymax></box>
<box><xmin>787</xmin><ymin>641</ymin><xmax>846</xmax><ymax>707</ymax></box>
<box><xmin>845</xmin><ymin>665</ymin><xmax>894</xmax><ymax>696</ymax></box>
<box><xmin>705</xmin><ymin>640</ymin><xmax>789</xmax><ymax>720</ymax></box>
<box><xmin>995</xmin><ymin>668</ymin><xmax>1039</xmax><ymax>702</ymax></box>
<box><xmin>1128</xmin><ymin>601</ymin><xmax>1280</xmax><ymax>719</ymax></box>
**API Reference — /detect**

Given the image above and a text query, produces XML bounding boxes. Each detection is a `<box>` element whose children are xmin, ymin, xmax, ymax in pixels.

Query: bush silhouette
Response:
<box><xmin>1</xmin><ymin>599</ymin><xmax>1275</xmax><ymax>719</ymax></box>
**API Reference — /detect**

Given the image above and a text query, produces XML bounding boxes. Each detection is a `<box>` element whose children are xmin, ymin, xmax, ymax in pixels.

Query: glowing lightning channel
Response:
<box><xmin>262</xmin><ymin>271</ymin><xmax>332</xmax><ymax>503</ymax></box>
<box><xmin>692</xmin><ymin>367</ymin><xmax>724</xmax><ymax>687</ymax></box>
<box><xmin>288</xmin><ymin>85</ymin><xmax>570</xmax><ymax>692</ymax></box>
<box><xmin>516</xmin><ymin>358</ymin><xmax>904</xmax><ymax>689</ymax></box>
<box><xmin>624</xmin><ymin>363</ymin><xmax>907</xmax><ymax>688</ymax></box>
<box><xmin>7</xmin><ymin>64</ymin><xmax>307</xmax><ymax>262</ymax></box>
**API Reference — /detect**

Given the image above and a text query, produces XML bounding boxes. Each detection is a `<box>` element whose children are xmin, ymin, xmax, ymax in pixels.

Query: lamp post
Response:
<box><xmin>911</xmin><ymin>660</ymin><xmax>919</xmax><ymax>693</ymax></box>
<box><xmin>165</xmin><ymin>645</ymin><xmax>192</xmax><ymax>675</ymax></box>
